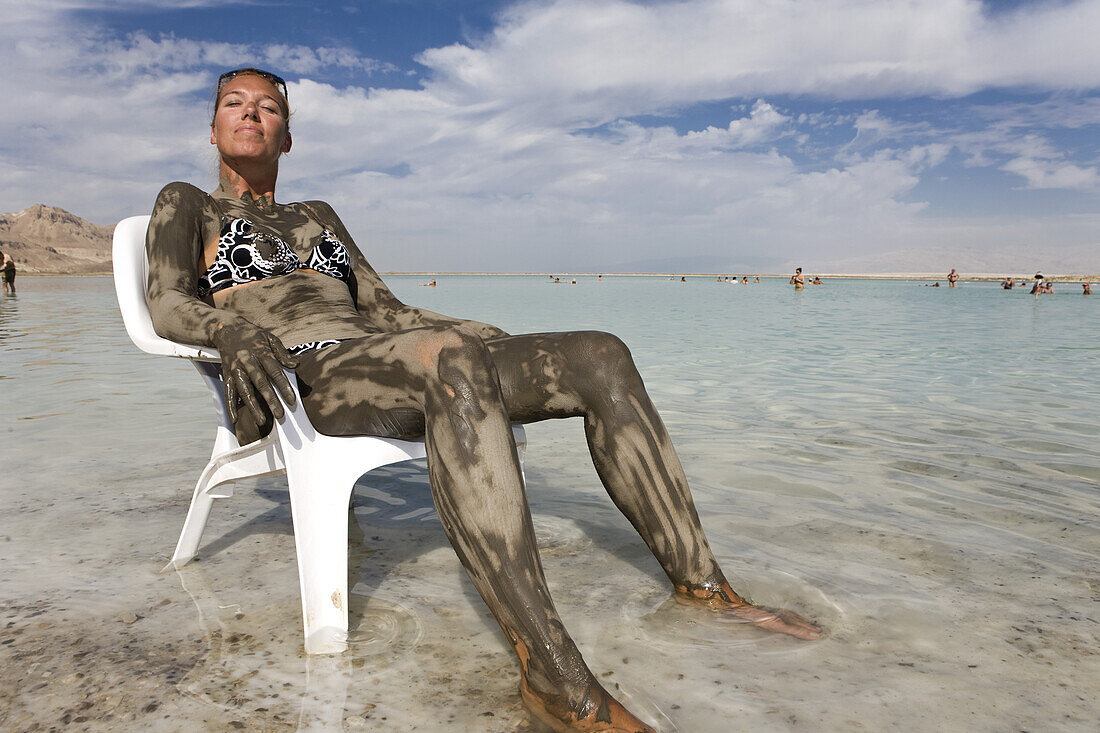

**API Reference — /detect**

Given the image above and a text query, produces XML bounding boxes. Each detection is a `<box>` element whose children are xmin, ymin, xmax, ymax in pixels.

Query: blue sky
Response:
<box><xmin>3</xmin><ymin>0</ymin><xmax>1099</xmax><ymax>273</ymax></box>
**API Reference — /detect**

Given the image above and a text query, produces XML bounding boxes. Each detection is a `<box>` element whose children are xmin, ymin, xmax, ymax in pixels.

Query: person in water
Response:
<box><xmin>1083</xmin><ymin>282</ymin><xmax>1092</xmax><ymax>295</ymax></box>
<box><xmin>947</xmin><ymin>268</ymin><xmax>959</xmax><ymax>287</ymax></box>
<box><xmin>146</xmin><ymin>68</ymin><xmax>819</xmax><ymax>732</ymax></box>
<box><xmin>789</xmin><ymin>267</ymin><xmax>804</xmax><ymax>290</ymax></box>
<box><xmin>1</xmin><ymin>248</ymin><xmax>15</xmax><ymax>295</ymax></box>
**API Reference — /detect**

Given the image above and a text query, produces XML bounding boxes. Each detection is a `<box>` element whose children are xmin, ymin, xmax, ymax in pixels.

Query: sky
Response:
<box><xmin>3</xmin><ymin>0</ymin><xmax>1099</xmax><ymax>273</ymax></box>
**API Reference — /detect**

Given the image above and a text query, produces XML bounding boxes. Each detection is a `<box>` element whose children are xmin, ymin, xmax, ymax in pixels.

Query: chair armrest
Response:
<box><xmin>112</xmin><ymin>214</ymin><xmax>222</xmax><ymax>362</ymax></box>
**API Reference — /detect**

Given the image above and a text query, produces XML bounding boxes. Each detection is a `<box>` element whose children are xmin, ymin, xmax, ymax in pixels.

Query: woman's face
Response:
<box><xmin>210</xmin><ymin>74</ymin><xmax>291</xmax><ymax>165</ymax></box>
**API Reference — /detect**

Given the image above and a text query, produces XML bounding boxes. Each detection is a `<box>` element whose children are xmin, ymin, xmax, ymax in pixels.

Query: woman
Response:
<box><xmin>147</xmin><ymin>68</ymin><xmax>819</xmax><ymax>731</ymax></box>
<box><xmin>789</xmin><ymin>267</ymin><xmax>805</xmax><ymax>290</ymax></box>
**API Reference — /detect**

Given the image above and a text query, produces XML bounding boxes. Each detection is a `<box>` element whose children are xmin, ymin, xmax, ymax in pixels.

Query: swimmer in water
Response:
<box><xmin>789</xmin><ymin>267</ymin><xmax>804</xmax><ymax>290</ymax></box>
<box><xmin>947</xmin><ymin>268</ymin><xmax>959</xmax><ymax>287</ymax></box>
<box><xmin>1083</xmin><ymin>282</ymin><xmax>1092</xmax><ymax>295</ymax></box>
<box><xmin>144</xmin><ymin>68</ymin><xmax>820</xmax><ymax>732</ymax></box>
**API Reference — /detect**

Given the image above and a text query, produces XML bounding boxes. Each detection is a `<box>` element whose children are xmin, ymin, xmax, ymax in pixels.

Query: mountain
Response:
<box><xmin>0</xmin><ymin>204</ymin><xmax>113</xmax><ymax>274</ymax></box>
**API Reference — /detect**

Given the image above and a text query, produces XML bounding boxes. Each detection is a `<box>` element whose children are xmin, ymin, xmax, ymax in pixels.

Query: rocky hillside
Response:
<box><xmin>0</xmin><ymin>204</ymin><xmax>113</xmax><ymax>274</ymax></box>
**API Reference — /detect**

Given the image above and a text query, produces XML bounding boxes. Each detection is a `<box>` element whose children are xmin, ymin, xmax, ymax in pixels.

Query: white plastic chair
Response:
<box><xmin>112</xmin><ymin>214</ymin><xmax>526</xmax><ymax>655</ymax></box>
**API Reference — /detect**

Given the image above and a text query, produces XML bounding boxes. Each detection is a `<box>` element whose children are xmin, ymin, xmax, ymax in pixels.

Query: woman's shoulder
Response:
<box><xmin>290</xmin><ymin>199</ymin><xmax>348</xmax><ymax>232</ymax></box>
<box><xmin>153</xmin><ymin>181</ymin><xmax>216</xmax><ymax>212</ymax></box>
<box><xmin>293</xmin><ymin>198</ymin><xmax>339</xmax><ymax>219</ymax></box>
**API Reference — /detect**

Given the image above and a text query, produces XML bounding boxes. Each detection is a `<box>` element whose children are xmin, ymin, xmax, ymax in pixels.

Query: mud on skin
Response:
<box><xmin>146</xmin><ymin>180</ymin><xmax>819</xmax><ymax>729</ymax></box>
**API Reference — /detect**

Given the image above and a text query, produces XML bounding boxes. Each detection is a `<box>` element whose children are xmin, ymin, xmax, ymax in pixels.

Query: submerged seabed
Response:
<box><xmin>1</xmin><ymin>275</ymin><xmax>1097</xmax><ymax>732</ymax></box>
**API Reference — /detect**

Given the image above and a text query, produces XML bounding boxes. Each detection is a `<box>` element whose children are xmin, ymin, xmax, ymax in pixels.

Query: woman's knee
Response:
<box><xmin>417</xmin><ymin>326</ymin><xmax>500</xmax><ymax>396</ymax></box>
<box><xmin>561</xmin><ymin>331</ymin><xmax>641</xmax><ymax>396</ymax></box>
<box><xmin>569</xmin><ymin>330</ymin><xmax>632</xmax><ymax>361</ymax></box>
<box><xmin>406</xmin><ymin>326</ymin><xmax>487</xmax><ymax>368</ymax></box>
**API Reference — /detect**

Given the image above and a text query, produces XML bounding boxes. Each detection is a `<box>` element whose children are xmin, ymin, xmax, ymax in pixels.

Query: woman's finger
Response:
<box><xmin>260</xmin><ymin>351</ymin><xmax>297</xmax><ymax>408</ymax></box>
<box><xmin>225</xmin><ymin>374</ymin><xmax>239</xmax><ymax>424</ymax></box>
<box><xmin>232</xmin><ymin>367</ymin><xmax>268</xmax><ymax>425</ymax></box>
<box><xmin>266</xmin><ymin>333</ymin><xmax>299</xmax><ymax>370</ymax></box>
<box><xmin>245</xmin><ymin>355</ymin><xmax>287</xmax><ymax>420</ymax></box>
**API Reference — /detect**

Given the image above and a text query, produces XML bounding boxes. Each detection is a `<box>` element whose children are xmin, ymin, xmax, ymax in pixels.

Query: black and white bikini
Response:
<box><xmin>198</xmin><ymin>216</ymin><xmax>352</xmax><ymax>297</ymax></box>
<box><xmin>198</xmin><ymin>216</ymin><xmax>354</xmax><ymax>356</ymax></box>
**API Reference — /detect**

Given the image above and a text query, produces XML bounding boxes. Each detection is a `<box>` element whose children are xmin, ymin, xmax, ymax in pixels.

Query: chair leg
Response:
<box><xmin>286</xmin><ymin>467</ymin><xmax>356</xmax><ymax>655</ymax></box>
<box><xmin>166</xmin><ymin>487</ymin><xmax>216</xmax><ymax>570</ymax></box>
<box><xmin>166</xmin><ymin>430</ymin><xmax>282</xmax><ymax>570</ymax></box>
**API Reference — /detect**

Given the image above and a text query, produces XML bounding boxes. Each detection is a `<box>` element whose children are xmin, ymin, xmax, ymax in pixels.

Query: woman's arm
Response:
<box><xmin>146</xmin><ymin>182</ymin><xmax>297</xmax><ymax>424</ymax></box>
<box><xmin>146</xmin><ymin>182</ymin><xmax>232</xmax><ymax>346</ymax></box>
<box><xmin>306</xmin><ymin>200</ymin><xmax>508</xmax><ymax>339</ymax></box>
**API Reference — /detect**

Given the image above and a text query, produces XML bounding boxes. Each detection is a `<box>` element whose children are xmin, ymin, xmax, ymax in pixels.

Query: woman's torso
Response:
<box><xmin>197</xmin><ymin>190</ymin><xmax>382</xmax><ymax>348</ymax></box>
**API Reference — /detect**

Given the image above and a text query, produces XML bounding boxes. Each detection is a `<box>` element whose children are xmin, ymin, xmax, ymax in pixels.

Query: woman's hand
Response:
<box><xmin>211</xmin><ymin>321</ymin><xmax>299</xmax><ymax>424</ymax></box>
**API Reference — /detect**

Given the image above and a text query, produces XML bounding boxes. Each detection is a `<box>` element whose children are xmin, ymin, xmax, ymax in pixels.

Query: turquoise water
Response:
<box><xmin>1</xmin><ymin>275</ymin><xmax>1097</xmax><ymax>731</ymax></box>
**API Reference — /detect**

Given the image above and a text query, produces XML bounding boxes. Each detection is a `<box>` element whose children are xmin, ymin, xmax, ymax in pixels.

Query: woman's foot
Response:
<box><xmin>675</xmin><ymin>581</ymin><xmax>822</xmax><ymax>640</ymax></box>
<box><xmin>520</xmin><ymin>675</ymin><xmax>656</xmax><ymax>732</ymax></box>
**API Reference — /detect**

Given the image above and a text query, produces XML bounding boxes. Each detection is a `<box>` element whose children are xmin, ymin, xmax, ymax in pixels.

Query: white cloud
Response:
<box><xmin>418</xmin><ymin>0</ymin><xmax>1100</xmax><ymax>126</ymax></box>
<box><xmin>1002</xmin><ymin>157</ymin><xmax>1100</xmax><ymax>190</ymax></box>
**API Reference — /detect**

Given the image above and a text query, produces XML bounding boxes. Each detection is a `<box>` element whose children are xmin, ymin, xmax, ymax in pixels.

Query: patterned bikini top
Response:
<box><xmin>197</xmin><ymin>216</ymin><xmax>352</xmax><ymax>298</ymax></box>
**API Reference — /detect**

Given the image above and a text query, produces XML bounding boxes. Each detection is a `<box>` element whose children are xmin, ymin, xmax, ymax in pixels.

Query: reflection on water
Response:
<box><xmin>0</xmin><ymin>291</ymin><xmax>22</xmax><ymax>348</ymax></box>
<box><xmin>174</xmin><ymin>564</ymin><xmax>423</xmax><ymax>731</ymax></box>
<box><xmin>1</xmin><ymin>275</ymin><xmax>1098</xmax><ymax>731</ymax></box>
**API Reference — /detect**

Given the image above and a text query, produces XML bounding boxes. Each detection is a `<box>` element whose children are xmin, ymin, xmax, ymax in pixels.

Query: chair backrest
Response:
<box><xmin>112</xmin><ymin>215</ymin><xmax>219</xmax><ymax>361</ymax></box>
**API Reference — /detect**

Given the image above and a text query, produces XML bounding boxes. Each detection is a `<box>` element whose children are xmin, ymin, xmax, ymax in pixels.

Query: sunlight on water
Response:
<box><xmin>1</xmin><ymin>275</ymin><xmax>1097</xmax><ymax>731</ymax></box>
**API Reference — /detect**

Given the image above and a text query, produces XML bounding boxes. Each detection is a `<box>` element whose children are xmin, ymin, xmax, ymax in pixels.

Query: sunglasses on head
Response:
<box><xmin>217</xmin><ymin>68</ymin><xmax>289</xmax><ymax>102</ymax></box>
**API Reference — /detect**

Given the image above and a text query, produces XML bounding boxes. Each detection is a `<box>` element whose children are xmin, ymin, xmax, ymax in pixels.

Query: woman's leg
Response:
<box><xmin>485</xmin><ymin>331</ymin><xmax>819</xmax><ymax>639</ymax></box>
<box><xmin>294</xmin><ymin>327</ymin><xmax>654</xmax><ymax>731</ymax></box>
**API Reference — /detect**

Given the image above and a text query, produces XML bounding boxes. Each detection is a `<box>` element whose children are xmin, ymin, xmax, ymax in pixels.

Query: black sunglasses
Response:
<box><xmin>217</xmin><ymin>68</ymin><xmax>289</xmax><ymax>103</ymax></box>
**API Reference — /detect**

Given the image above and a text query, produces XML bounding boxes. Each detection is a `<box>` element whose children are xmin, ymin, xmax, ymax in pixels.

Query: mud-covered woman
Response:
<box><xmin>146</xmin><ymin>68</ymin><xmax>820</xmax><ymax>732</ymax></box>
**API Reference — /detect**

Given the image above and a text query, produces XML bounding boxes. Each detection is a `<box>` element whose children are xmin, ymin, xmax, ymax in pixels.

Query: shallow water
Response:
<box><xmin>1</xmin><ymin>275</ymin><xmax>1097</xmax><ymax>731</ymax></box>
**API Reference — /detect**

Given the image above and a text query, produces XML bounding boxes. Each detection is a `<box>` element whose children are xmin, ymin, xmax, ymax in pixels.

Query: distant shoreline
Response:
<box><xmin>17</xmin><ymin>271</ymin><xmax>1099</xmax><ymax>281</ymax></box>
<box><xmin>382</xmin><ymin>272</ymin><xmax>1098</xmax><ymax>281</ymax></box>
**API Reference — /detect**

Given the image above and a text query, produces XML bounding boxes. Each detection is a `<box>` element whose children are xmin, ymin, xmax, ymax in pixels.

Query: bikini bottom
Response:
<box><xmin>287</xmin><ymin>339</ymin><xmax>352</xmax><ymax>357</ymax></box>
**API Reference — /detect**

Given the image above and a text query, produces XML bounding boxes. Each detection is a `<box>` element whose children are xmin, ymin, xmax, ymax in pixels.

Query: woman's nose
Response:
<box><xmin>241</xmin><ymin>102</ymin><xmax>259</xmax><ymax>119</ymax></box>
